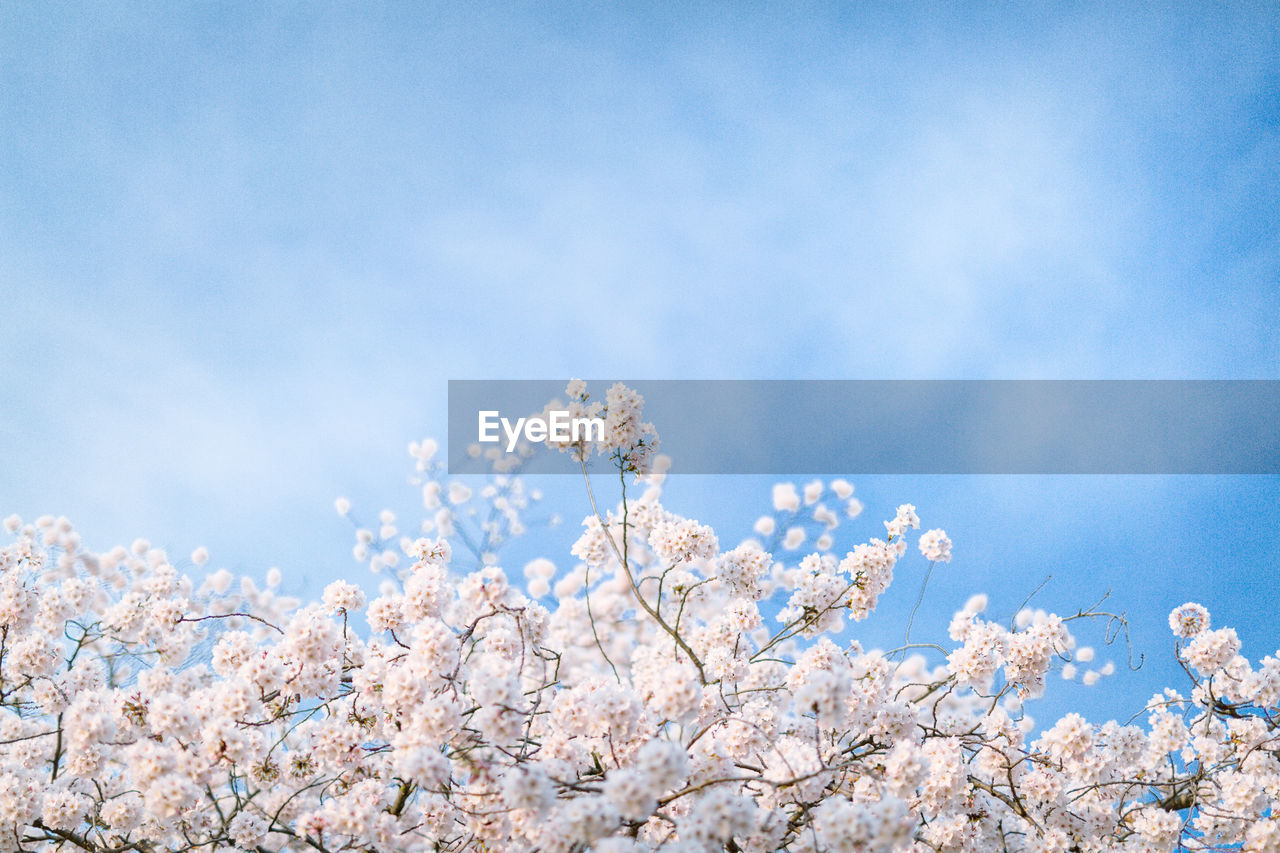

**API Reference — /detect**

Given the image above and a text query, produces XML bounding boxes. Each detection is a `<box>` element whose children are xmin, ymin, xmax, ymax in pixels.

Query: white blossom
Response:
<box><xmin>0</xmin><ymin>402</ymin><xmax>1271</xmax><ymax>853</ymax></box>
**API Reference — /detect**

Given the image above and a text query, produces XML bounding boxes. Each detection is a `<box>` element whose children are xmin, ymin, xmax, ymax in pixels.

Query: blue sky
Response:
<box><xmin>1</xmin><ymin>3</ymin><xmax>1278</xmax><ymax>722</ymax></box>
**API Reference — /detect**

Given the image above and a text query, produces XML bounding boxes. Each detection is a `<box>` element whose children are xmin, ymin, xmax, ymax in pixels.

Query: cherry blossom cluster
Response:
<box><xmin>340</xmin><ymin>437</ymin><xmax>554</xmax><ymax>574</ymax></box>
<box><xmin>0</xmin><ymin>382</ymin><xmax>1276</xmax><ymax>853</ymax></box>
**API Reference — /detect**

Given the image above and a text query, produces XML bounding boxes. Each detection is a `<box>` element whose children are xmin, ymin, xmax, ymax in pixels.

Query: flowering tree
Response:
<box><xmin>2</xmin><ymin>382</ymin><xmax>1278</xmax><ymax>853</ymax></box>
